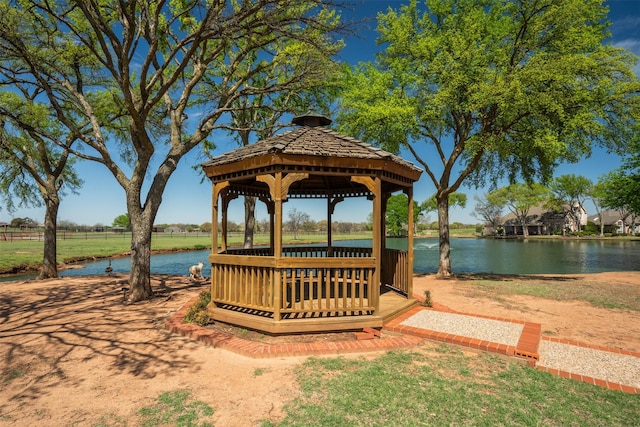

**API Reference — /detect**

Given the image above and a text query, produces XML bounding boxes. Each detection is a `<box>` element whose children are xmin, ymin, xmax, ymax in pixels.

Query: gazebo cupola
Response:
<box><xmin>201</xmin><ymin>113</ymin><xmax>422</xmax><ymax>334</ymax></box>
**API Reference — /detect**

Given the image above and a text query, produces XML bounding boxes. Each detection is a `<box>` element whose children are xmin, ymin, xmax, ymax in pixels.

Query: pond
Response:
<box><xmin>4</xmin><ymin>237</ymin><xmax>639</xmax><ymax>282</ymax></box>
<box><xmin>389</xmin><ymin>237</ymin><xmax>640</xmax><ymax>274</ymax></box>
<box><xmin>65</xmin><ymin>237</ymin><xmax>640</xmax><ymax>277</ymax></box>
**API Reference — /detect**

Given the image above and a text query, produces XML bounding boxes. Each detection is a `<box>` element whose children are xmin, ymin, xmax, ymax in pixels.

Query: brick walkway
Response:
<box><xmin>165</xmin><ymin>297</ymin><xmax>639</xmax><ymax>393</ymax></box>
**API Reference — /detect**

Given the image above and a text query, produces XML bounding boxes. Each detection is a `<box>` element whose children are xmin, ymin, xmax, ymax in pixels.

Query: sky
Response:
<box><xmin>3</xmin><ymin>0</ymin><xmax>640</xmax><ymax>228</ymax></box>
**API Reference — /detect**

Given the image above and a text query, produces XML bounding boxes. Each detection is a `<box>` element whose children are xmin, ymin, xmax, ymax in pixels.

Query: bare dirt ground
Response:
<box><xmin>1</xmin><ymin>271</ymin><xmax>639</xmax><ymax>426</ymax></box>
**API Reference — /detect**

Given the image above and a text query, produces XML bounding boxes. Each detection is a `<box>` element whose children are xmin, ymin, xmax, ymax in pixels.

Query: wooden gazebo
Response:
<box><xmin>201</xmin><ymin>113</ymin><xmax>422</xmax><ymax>334</ymax></box>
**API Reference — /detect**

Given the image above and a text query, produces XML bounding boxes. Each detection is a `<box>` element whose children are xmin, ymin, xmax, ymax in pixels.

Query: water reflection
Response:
<box><xmin>361</xmin><ymin>237</ymin><xmax>639</xmax><ymax>274</ymax></box>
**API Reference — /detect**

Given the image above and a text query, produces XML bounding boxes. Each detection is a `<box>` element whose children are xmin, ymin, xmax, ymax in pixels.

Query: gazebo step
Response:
<box><xmin>209</xmin><ymin>306</ymin><xmax>384</xmax><ymax>334</ymax></box>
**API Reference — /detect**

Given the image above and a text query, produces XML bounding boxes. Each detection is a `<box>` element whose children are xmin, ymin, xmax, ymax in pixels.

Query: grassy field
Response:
<box><xmin>0</xmin><ymin>231</ymin><xmax>373</xmax><ymax>274</ymax></box>
<box><xmin>260</xmin><ymin>346</ymin><xmax>639</xmax><ymax>426</ymax></box>
<box><xmin>452</xmin><ymin>274</ymin><xmax>640</xmax><ymax>312</ymax></box>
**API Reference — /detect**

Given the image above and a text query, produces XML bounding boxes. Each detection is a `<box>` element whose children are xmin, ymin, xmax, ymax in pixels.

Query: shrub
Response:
<box><xmin>185</xmin><ymin>290</ymin><xmax>211</xmax><ymax>326</ymax></box>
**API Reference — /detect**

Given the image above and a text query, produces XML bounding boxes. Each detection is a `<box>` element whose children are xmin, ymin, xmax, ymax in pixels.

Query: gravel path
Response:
<box><xmin>400</xmin><ymin>310</ymin><xmax>524</xmax><ymax>347</ymax></box>
<box><xmin>538</xmin><ymin>340</ymin><xmax>640</xmax><ymax>388</ymax></box>
<box><xmin>400</xmin><ymin>309</ymin><xmax>640</xmax><ymax>390</ymax></box>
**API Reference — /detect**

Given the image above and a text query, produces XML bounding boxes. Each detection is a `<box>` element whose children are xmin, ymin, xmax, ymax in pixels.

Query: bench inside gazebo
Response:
<box><xmin>201</xmin><ymin>113</ymin><xmax>423</xmax><ymax>334</ymax></box>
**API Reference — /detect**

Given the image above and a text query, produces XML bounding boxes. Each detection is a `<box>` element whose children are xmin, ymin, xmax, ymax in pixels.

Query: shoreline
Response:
<box><xmin>0</xmin><ymin>246</ymin><xmax>209</xmax><ymax>278</ymax></box>
<box><xmin>3</xmin><ymin>233</ymin><xmax>638</xmax><ymax>278</ymax></box>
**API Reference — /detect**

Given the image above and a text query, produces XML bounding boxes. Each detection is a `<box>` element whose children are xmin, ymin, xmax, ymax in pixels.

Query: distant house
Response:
<box><xmin>499</xmin><ymin>203</ymin><xmax>587</xmax><ymax>236</ymax></box>
<box><xmin>590</xmin><ymin>210</ymin><xmax>640</xmax><ymax>234</ymax></box>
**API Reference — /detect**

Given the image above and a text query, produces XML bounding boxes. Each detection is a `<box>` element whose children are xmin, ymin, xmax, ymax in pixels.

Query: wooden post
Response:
<box><xmin>221</xmin><ymin>193</ymin><xmax>238</xmax><ymax>253</ymax></box>
<box><xmin>327</xmin><ymin>196</ymin><xmax>343</xmax><ymax>258</ymax></box>
<box><xmin>406</xmin><ymin>187</ymin><xmax>415</xmax><ymax>298</ymax></box>
<box><xmin>221</xmin><ymin>196</ymin><xmax>228</xmax><ymax>253</ymax></box>
<box><xmin>269</xmin><ymin>210</ymin><xmax>275</xmax><ymax>255</ymax></box>
<box><xmin>372</xmin><ymin>177</ymin><xmax>382</xmax><ymax>314</ymax></box>
<box><xmin>212</xmin><ymin>184</ymin><xmax>218</xmax><ymax>254</ymax></box>
<box><xmin>274</xmin><ymin>172</ymin><xmax>283</xmax><ymax>321</ymax></box>
<box><xmin>211</xmin><ymin>181</ymin><xmax>229</xmax><ymax>254</ymax></box>
<box><xmin>327</xmin><ymin>197</ymin><xmax>332</xmax><ymax>257</ymax></box>
<box><xmin>274</xmin><ymin>172</ymin><xmax>283</xmax><ymax>258</ymax></box>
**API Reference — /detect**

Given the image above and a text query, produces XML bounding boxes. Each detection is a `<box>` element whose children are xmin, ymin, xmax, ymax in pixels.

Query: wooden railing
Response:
<box><xmin>381</xmin><ymin>248</ymin><xmax>409</xmax><ymax>295</ymax></box>
<box><xmin>222</xmin><ymin>246</ymin><xmax>372</xmax><ymax>258</ymax></box>
<box><xmin>279</xmin><ymin>259</ymin><xmax>376</xmax><ymax>317</ymax></box>
<box><xmin>210</xmin><ymin>248</ymin><xmax>376</xmax><ymax>320</ymax></box>
<box><xmin>211</xmin><ymin>246</ymin><xmax>409</xmax><ymax>322</ymax></box>
<box><xmin>222</xmin><ymin>247</ymin><xmax>272</xmax><ymax>256</ymax></box>
<box><xmin>210</xmin><ymin>255</ymin><xmax>277</xmax><ymax>312</ymax></box>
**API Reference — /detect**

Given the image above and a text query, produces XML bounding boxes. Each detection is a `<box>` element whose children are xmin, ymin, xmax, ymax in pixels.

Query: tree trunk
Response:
<box><xmin>599</xmin><ymin>213</ymin><xmax>605</xmax><ymax>236</ymax></box>
<box><xmin>437</xmin><ymin>194</ymin><xmax>452</xmax><ymax>277</ymax></box>
<box><xmin>39</xmin><ymin>197</ymin><xmax>59</xmax><ymax>279</ymax></box>
<box><xmin>243</xmin><ymin>196</ymin><xmax>256</xmax><ymax>249</ymax></box>
<box><xmin>127</xmin><ymin>214</ymin><xmax>154</xmax><ymax>302</ymax></box>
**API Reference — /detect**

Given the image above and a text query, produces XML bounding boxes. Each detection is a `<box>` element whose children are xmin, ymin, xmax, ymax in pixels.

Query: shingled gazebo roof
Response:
<box><xmin>201</xmin><ymin>114</ymin><xmax>422</xmax><ymax>196</ymax></box>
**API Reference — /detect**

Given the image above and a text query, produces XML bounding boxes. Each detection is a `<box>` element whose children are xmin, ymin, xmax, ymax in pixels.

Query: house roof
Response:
<box><xmin>588</xmin><ymin>209</ymin><xmax>633</xmax><ymax>225</ymax></box>
<box><xmin>499</xmin><ymin>202</ymin><xmax>589</xmax><ymax>226</ymax></box>
<box><xmin>500</xmin><ymin>205</ymin><xmax>564</xmax><ymax>226</ymax></box>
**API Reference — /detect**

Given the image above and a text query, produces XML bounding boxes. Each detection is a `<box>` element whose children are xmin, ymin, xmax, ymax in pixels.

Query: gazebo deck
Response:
<box><xmin>209</xmin><ymin>287</ymin><xmax>420</xmax><ymax>334</ymax></box>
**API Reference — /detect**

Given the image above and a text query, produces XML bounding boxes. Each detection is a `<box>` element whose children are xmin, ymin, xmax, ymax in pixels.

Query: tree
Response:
<box><xmin>112</xmin><ymin>213</ymin><xmax>130</xmax><ymax>229</ymax></box>
<box><xmin>594</xmin><ymin>131</ymin><xmax>640</xmax><ymax>235</ymax></box>
<box><xmin>286</xmin><ymin>208</ymin><xmax>310</xmax><ymax>239</ymax></box>
<box><xmin>488</xmin><ymin>183</ymin><xmax>549</xmax><ymax>237</ymax></box>
<box><xmin>0</xmin><ymin>96</ymin><xmax>82</xmax><ymax>279</ymax></box>
<box><xmin>547</xmin><ymin>174</ymin><xmax>592</xmax><ymax>234</ymax></box>
<box><xmin>10</xmin><ymin>217</ymin><xmax>35</xmax><ymax>229</ymax></box>
<box><xmin>385</xmin><ymin>193</ymin><xmax>426</xmax><ymax>237</ymax></box>
<box><xmin>472</xmin><ymin>193</ymin><xmax>503</xmax><ymax>232</ymax></box>
<box><xmin>385</xmin><ymin>194</ymin><xmax>410</xmax><ymax>237</ymax></box>
<box><xmin>599</xmin><ymin>170</ymin><xmax>640</xmax><ymax>234</ymax></box>
<box><xmin>422</xmin><ymin>192</ymin><xmax>467</xmax><ymax>215</ymax></box>
<box><xmin>0</xmin><ymin>0</ymin><xmax>344</xmax><ymax>301</ymax></box>
<box><xmin>588</xmin><ymin>181</ymin><xmax>607</xmax><ymax>236</ymax></box>
<box><xmin>337</xmin><ymin>0</ymin><xmax>640</xmax><ymax>276</ymax></box>
<box><xmin>220</xmin><ymin>56</ymin><xmax>341</xmax><ymax>249</ymax></box>
<box><xmin>302</xmin><ymin>219</ymin><xmax>317</xmax><ymax>233</ymax></box>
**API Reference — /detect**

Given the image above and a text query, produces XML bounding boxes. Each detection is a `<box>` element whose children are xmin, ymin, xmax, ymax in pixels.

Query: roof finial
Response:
<box><xmin>292</xmin><ymin>111</ymin><xmax>332</xmax><ymax>127</ymax></box>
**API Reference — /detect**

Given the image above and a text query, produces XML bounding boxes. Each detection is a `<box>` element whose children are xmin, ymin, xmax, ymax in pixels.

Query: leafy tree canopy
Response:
<box><xmin>337</xmin><ymin>0</ymin><xmax>640</xmax><ymax>275</ymax></box>
<box><xmin>112</xmin><ymin>213</ymin><xmax>130</xmax><ymax>229</ymax></box>
<box><xmin>599</xmin><ymin>170</ymin><xmax>640</xmax><ymax>218</ymax></box>
<box><xmin>0</xmin><ymin>0</ymin><xmax>346</xmax><ymax>299</ymax></box>
<box><xmin>422</xmin><ymin>192</ymin><xmax>467</xmax><ymax>213</ymax></box>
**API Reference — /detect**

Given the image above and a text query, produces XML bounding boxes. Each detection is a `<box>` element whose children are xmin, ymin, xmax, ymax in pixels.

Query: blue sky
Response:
<box><xmin>3</xmin><ymin>0</ymin><xmax>640</xmax><ymax>227</ymax></box>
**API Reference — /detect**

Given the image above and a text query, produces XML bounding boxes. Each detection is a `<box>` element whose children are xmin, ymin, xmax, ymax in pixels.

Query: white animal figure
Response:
<box><xmin>189</xmin><ymin>262</ymin><xmax>204</xmax><ymax>279</ymax></box>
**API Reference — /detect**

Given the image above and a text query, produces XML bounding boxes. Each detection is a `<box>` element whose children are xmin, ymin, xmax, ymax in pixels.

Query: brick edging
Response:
<box><xmin>536</xmin><ymin>365</ymin><xmax>640</xmax><ymax>394</ymax></box>
<box><xmin>541</xmin><ymin>336</ymin><xmax>640</xmax><ymax>358</ymax></box>
<box><xmin>385</xmin><ymin>305</ymin><xmax>536</xmax><ymax>359</ymax></box>
<box><xmin>164</xmin><ymin>296</ymin><xmax>423</xmax><ymax>358</ymax></box>
<box><xmin>536</xmin><ymin>336</ymin><xmax>640</xmax><ymax>394</ymax></box>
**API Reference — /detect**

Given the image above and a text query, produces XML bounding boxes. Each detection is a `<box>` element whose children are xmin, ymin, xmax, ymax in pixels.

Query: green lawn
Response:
<box><xmin>0</xmin><ymin>231</ymin><xmax>371</xmax><ymax>274</ymax></box>
<box><xmin>261</xmin><ymin>345</ymin><xmax>639</xmax><ymax>426</ymax></box>
<box><xmin>456</xmin><ymin>274</ymin><xmax>640</xmax><ymax>312</ymax></box>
